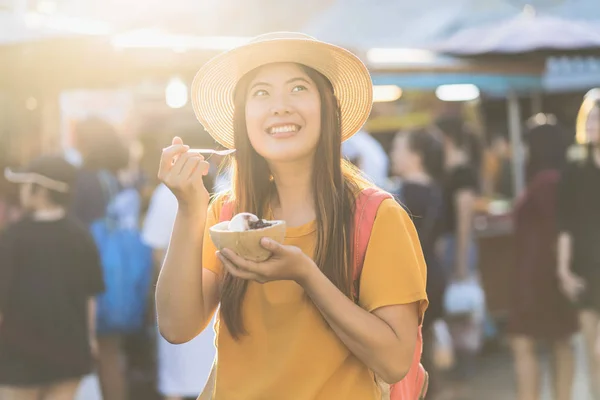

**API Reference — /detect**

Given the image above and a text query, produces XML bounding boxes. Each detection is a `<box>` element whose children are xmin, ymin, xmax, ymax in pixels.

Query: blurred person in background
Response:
<box><xmin>69</xmin><ymin>118</ymin><xmax>134</xmax><ymax>400</ymax></box>
<box><xmin>0</xmin><ymin>160</ymin><xmax>22</xmax><ymax>231</ymax></box>
<box><xmin>434</xmin><ymin>115</ymin><xmax>484</xmax><ymax>399</ymax></box>
<box><xmin>482</xmin><ymin>131</ymin><xmax>513</xmax><ymax>199</ymax></box>
<box><xmin>390</xmin><ymin>128</ymin><xmax>447</xmax><ymax>399</ymax></box>
<box><xmin>70</xmin><ymin>118</ymin><xmax>131</xmax><ymax>226</ymax></box>
<box><xmin>508</xmin><ymin>116</ymin><xmax>576</xmax><ymax>400</ymax></box>
<box><xmin>557</xmin><ymin>93</ymin><xmax>600</xmax><ymax>400</ymax></box>
<box><xmin>342</xmin><ymin>129</ymin><xmax>390</xmax><ymax>189</ymax></box>
<box><xmin>142</xmin><ymin>127</ymin><xmax>222</xmax><ymax>400</ymax></box>
<box><xmin>0</xmin><ymin>155</ymin><xmax>105</xmax><ymax>400</ymax></box>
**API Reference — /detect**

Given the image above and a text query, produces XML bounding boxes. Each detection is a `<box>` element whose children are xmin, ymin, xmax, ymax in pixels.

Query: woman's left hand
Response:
<box><xmin>217</xmin><ymin>238</ymin><xmax>314</xmax><ymax>284</ymax></box>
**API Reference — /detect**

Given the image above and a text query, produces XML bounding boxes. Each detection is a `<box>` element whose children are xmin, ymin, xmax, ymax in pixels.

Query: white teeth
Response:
<box><xmin>268</xmin><ymin>125</ymin><xmax>299</xmax><ymax>134</ymax></box>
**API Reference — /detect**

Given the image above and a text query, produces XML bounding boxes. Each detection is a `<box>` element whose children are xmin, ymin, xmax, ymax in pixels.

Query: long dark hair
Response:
<box><xmin>220</xmin><ymin>63</ymin><xmax>371</xmax><ymax>339</ymax></box>
<box><xmin>406</xmin><ymin>129</ymin><xmax>445</xmax><ymax>182</ymax></box>
<box><xmin>524</xmin><ymin>123</ymin><xmax>568</xmax><ymax>181</ymax></box>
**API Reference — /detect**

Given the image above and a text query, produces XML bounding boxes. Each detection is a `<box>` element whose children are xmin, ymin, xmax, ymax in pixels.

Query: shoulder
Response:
<box><xmin>559</xmin><ymin>159</ymin><xmax>586</xmax><ymax>186</ymax></box>
<box><xmin>375</xmin><ymin>198</ymin><xmax>413</xmax><ymax>227</ymax></box>
<box><xmin>566</xmin><ymin>144</ymin><xmax>588</xmax><ymax>164</ymax></box>
<box><xmin>531</xmin><ymin>169</ymin><xmax>560</xmax><ymax>187</ymax></box>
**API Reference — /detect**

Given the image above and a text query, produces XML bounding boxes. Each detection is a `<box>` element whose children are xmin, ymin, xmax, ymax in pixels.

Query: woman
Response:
<box><xmin>508</xmin><ymin>117</ymin><xmax>577</xmax><ymax>400</ymax></box>
<box><xmin>557</xmin><ymin>93</ymin><xmax>600</xmax><ymax>399</ymax></box>
<box><xmin>155</xmin><ymin>32</ymin><xmax>428</xmax><ymax>399</ymax></box>
<box><xmin>433</xmin><ymin>116</ymin><xmax>483</xmax><ymax>397</ymax></box>
<box><xmin>390</xmin><ymin>129</ymin><xmax>446</xmax><ymax>398</ymax></box>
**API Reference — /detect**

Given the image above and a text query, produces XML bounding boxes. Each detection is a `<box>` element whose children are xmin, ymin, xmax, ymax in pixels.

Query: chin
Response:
<box><xmin>252</xmin><ymin>136</ymin><xmax>319</xmax><ymax>163</ymax></box>
<box><xmin>259</xmin><ymin>145</ymin><xmax>315</xmax><ymax>163</ymax></box>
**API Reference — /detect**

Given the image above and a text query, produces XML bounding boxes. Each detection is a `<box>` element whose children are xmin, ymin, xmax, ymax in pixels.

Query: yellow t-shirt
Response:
<box><xmin>202</xmin><ymin>194</ymin><xmax>428</xmax><ymax>400</ymax></box>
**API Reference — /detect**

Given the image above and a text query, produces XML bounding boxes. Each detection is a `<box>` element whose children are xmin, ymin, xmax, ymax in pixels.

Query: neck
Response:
<box><xmin>402</xmin><ymin>169</ymin><xmax>431</xmax><ymax>185</ymax></box>
<box><xmin>32</xmin><ymin>205</ymin><xmax>66</xmax><ymax>221</ymax></box>
<box><xmin>446</xmin><ymin>147</ymin><xmax>468</xmax><ymax>168</ymax></box>
<box><xmin>269</xmin><ymin>158</ymin><xmax>315</xmax><ymax>224</ymax></box>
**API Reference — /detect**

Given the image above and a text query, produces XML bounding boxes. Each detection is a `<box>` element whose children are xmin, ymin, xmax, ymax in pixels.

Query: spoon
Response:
<box><xmin>188</xmin><ymin>148</ymin><xmax>236</xmax><ymax>156</ymax></box>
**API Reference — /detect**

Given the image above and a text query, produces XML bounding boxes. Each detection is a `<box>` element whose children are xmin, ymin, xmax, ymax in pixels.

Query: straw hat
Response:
<box><xmin>191</xmin><ymin>32</ymin><xmax>373</xmax><ymax>149</ymax></box>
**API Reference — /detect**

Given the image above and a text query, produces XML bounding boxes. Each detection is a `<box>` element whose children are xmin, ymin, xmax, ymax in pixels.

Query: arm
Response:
<box><xmin>555</xmin><ymin>166</ymin><xmax>585</xmax><ymax>299</ymax></box>
<box><xmin>154</xmin><ymin>138</ymin><xmax>218</xmax><ymax>344</ymax></box>
<box><xmin>88</xmin><ymin>297</ymin><xmax>96</xmax><ymax>336</ymax></box>
<box><xmin>155</xmin><ymin>210</ymin><xmax>221</xmax><ymax>344</ymax></box>
<box><xmin>454</xmin><ymin>189</ymin><xmax>476</xmax><ymax>279</ymax></box>
<box><xmin>557</xmin><ymin>232</ymin><xmax>573</xmax><ymax>278</ymax></box>
<box><xmin>218</xmin><ymin>200</ymin><xmax>427</xmax><ymax>383</ymax></box>
<box><xmin>301</xmin><ymin>268</ymin><xmax>419</xmax><ymax>383</ymax></box>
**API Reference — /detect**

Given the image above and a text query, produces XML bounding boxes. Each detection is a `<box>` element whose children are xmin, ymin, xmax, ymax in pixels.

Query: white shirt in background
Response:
<box><xmin>142</xmin><ymin>183</ymin><xmax>217</xmax><ymax>397</ymax></box>
<box><xmin>341</xmin><ymin>130</ymin><xmax>390</xmax><ymax>188</ymax></box>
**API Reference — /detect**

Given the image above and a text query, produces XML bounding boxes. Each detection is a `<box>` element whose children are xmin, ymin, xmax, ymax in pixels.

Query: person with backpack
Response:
<box><xmin>155</xmin><ymin>32</ymin><xmax>429</xmax><ymax>400</ymax></box>
<box><xmin>70</xmin><ymin>118</ymin><xmax>152</xmax><ymax>400</ymax></box>
<box><xmin>390</xmin><ymin>129</ymin><xmax>447</xmax><ymax>399</ymax></box>
<box><xmin>0</xmin><ymin>155</ymin><xmax>105</xmax><ymax>400</ymax></box>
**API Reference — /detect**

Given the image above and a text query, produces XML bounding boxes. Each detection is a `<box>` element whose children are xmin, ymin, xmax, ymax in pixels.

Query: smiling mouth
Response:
<box><xmin>266</xmin><ymin>124</ymin><xmax>301</xmax><ymax>135</ymax></box>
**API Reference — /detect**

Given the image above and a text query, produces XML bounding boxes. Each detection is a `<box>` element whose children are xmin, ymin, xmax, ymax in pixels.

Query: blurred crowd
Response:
<box><xmin>0</xmin><ymin>93</ymin><xmax>599</xmax><ymax>400</ymax></box>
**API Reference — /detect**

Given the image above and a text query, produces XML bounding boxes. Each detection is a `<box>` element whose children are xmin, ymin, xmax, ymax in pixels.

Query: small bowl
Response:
<box><xmin>209</xmin><ymin>220</ymin><xmax>287</xmax><ymax>262</ymax></box>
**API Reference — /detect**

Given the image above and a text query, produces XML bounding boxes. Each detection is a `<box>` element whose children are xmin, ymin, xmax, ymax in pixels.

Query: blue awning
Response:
<box><xmin>371</xmin><ymin>72</ymin><xmax>542</xmax><ymax>95</ymax></box>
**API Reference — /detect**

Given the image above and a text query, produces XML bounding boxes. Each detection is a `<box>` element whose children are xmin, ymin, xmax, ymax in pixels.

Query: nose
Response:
<box><xmin>269</xmin><ymin>96</ymin><xmax>292</xmax><ymax>116</ymax></box>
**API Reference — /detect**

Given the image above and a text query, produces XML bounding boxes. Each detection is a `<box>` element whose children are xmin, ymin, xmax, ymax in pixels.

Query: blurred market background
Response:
<box><xmin>2</xmin><ymin>0</ymin><xmax>600</xmax><ymax>399</ymax></box>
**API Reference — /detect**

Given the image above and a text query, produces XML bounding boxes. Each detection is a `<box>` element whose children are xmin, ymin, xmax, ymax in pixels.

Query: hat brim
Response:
<box><xmin>4</xmin><ymin>168</ymin><xmax>70</xmax><ymax>193</ymax></box>
<box><xmin>191</xmin><ymin>36</ymin><xmax>373</xmax><ymax>149</ymax></box>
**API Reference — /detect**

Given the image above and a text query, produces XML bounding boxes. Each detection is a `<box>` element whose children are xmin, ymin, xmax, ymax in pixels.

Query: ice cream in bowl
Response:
<box><xmin>209</xmin><ymin>212</ymin><xmax>287</xmax><ymax>262</ymax></box>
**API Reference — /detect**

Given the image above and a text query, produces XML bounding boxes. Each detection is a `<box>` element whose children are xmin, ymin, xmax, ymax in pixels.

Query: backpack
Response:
<box><xmin>351</xmin><ymin>187</ymin><xmax>428</xmax><ymax>400</ymax></box>
<box><xmin>90</xmin><ymin>170</ymin><xmax>153</xmax><ymax>335</ymax></box>
<box><xmin>206</xmin><ymin>187</ymin><xmax>428</xmax><ymax>400</ymax></box>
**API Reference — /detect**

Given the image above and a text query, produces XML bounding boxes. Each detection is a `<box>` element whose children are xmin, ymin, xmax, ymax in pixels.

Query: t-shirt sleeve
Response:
<box><xmin>80</xmin><ymin>230</ymin><xmax>106</xmax><ymax>296</ymax></box>
<box><xmin>358</xmin><ymin>199</ymin><xmax>429</xmax><ymax>321</ymax></box>
<box><xmin>0</xmin><ymin>228</ymin><xmax>17</xmax><ymax>312</ymax></box>
<box><xmin>141</xmin><ymin>185</ymin><xmax>179</xmax><ymax>250</ymax></box>
<box><xmin>556</xmin><ymin>164</ymin><xmax>577</xmax><ymax>233</ymax></box>
<box><xmin>202</xmin><ymin>195</ymin><xmax>226</xmax><ymax>276</ymax></box>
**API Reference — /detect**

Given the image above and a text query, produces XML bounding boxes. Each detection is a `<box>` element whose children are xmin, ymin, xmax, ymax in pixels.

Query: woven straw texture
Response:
<box><xmin>191</xmin><ymin>33</ymin><xmax>373</xmax><ymax>149</ymax></box>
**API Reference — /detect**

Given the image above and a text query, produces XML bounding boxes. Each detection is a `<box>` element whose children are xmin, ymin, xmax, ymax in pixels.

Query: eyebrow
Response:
<box><xmin>250</xmin><ymin>77</ymin><xmax>311</xmax><ymax>91</ymax></box>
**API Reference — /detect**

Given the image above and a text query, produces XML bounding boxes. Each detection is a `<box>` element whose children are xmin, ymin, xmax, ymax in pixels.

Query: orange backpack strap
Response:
<box><xmin>352</xmin><ymin>187</ymin><xmax>428</xmax><ymax>400</ymax></box>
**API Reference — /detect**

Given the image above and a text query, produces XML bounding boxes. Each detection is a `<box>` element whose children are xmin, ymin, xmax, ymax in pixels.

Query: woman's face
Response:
<box><xmin>391</xmin><ymin>134</ymin><xmax>418</xmax><ymax>177</ymax></box>
<box><xmin>586</xmin><ymin>106</ymin><xmax>600</xmax><ymax>145</ymax></box>
<box><xmin>245</xmin><ymin>63</ymin><xmax>322</xmax><ymax>163</ymax></box>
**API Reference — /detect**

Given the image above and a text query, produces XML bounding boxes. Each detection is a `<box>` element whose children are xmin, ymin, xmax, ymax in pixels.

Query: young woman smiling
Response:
<box><xmin>155</xmin><ymin>32</ymin><xmax>428</xmax><ymax>400</ymax></box>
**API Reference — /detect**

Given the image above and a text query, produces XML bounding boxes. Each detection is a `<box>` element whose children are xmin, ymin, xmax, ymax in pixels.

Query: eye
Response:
<box><xmin>291</xmin><ymin>85</ymin><xmax>307</xmax><ymax>93</ymax></box>
<box><xmin>252</xmin><ymin>89</ymin><xmax>269</xmax><ymax>97</ymax></box>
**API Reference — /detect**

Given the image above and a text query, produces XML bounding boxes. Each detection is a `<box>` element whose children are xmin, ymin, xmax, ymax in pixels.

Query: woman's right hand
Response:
<box><xmin>158</xmin><ymin>136</ymin><xmax>210</xmax><ymax>213</ymax></box>
<box><xmin>558</xmin><ymin>270</ymin><xmax>586</xmax><ymax>302</ymax></box>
